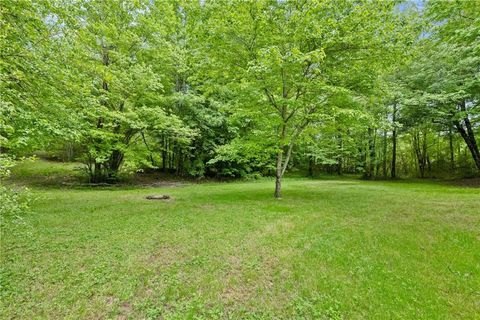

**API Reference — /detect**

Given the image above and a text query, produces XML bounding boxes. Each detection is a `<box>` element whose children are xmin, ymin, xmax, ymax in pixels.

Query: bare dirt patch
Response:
<box><xmin>146</xmin><ymin>194</ymin><xmax>171</xmax><ymax>200</ymax></box>
<box><xmin>145</xmin><ymin>245</ymin><xmax>184</xmax><ymax>268</ymax></box>
<box><xmin>116</xmin><ymin>301</ymin><xmax>133</xmax><ymax>320</ymax></box>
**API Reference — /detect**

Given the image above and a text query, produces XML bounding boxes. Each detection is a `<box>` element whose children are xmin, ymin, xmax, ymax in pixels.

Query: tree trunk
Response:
<box><xmin>363</xmin><ymin>128</ymin><xmax>375</xmax><ymax>179</ymax></box>
<box><xmin>337</xmin><ymin>131</ymin><xmax>343</xmax><ymax>175</ymax></box>
<box><xmin>274</xmin><ymin>174</ymin><xmax>282</xmax><ymax>199</ymax></box>
<box><xmin>177</xmin><ymin>150</ymin><xmax>183</xmax><ymax>175</ymax></box>
<box><xmin>391</xmin><ymin>103</ymin><xmax>397</xmax><ymax>179</ymax></box>
<box><xmin>274</xmin><ymin>150</ymin><xmax>283</xmax><ymax>198</ymax></box>
<box><xmin>170</xmin><ymin>145</ymin><xmax>175</xmax><ymax>172</ymax></box>
<box><xmin>455</xmin><ymin>121</ymin><xmax>480</xmax><ymax>170</ymax></box>
<box><xmin>454</xmin><ymin>101</ymin><xmax>480</xmax><ymax>170</ymax></box>
<box><xmin>448</xmin><ymin>125</ymin><xmax>455</xmax><ymax>170</ymax></box>
<box><xmin>162</xmin><ymin>135</ymin><xmax>166</xmax><ymax>172</ymax></box>
<box><xmin>265</xmin><ymin>83</ymin><xmax>313</xmax><ymax>198</ymax></box>
<box><xmin>370</xmin><ymin>128</ymin><xmax>376</xmax><ymax>177</ymax></box>
<box><xmin>89</xmin><ymin>44</ymin><xmax>111</xmax><ymax>183</ymax></box>
<box><xmin>413</xmin><ymin>130</ymin><xmax>427</xmax><ymax>178</ymax></box>
<box><xmin>141</xmin><ymin>132</ymin><xmax>156</xmax><ymax>166</ymax></box>
<box><xmin>107</xmin><ymin>149</ymin><xmax>124</xmax><ymax>180</ymax></box>
<box><xmin>427</xmin><ymin>154</ymin><xmax>432</xmax><ymax>176</ymax></box>
<box><xmin>382</xmin><ymin>129</ymin><xmax>387</xmax><ymax>179</ymax></box>
<box><xmin>308</xmin><ymin>157</ymin><xmax>314</xmax><ymax>177</ymax></box>
<box><xmin>337</xmin><ymin>157</ymin><xmax>343</xmax><ymax>175</ymax></box>
<box><xmin>92</xmin><ymin>162</ymin><xmax>102</xmax><ymax>183</ymax></box>
<box><xmin>90</xmin><ymin>116</ymin><xmax>105</xmax><ymax>183</ymax></box>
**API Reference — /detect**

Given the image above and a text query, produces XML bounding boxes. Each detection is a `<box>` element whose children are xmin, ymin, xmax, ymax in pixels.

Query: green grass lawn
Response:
<box><xmin>1</xmin><ymin>165</ymin><xmax>480</xmax><ymax>319</ymax></box>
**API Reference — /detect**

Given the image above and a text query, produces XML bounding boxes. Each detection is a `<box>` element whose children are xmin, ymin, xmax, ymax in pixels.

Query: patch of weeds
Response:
<box><xmin>290</xmin><ymin>294</ymin><xmax>343</xmax><ymax>320</ymax></box>
<box><xmin>135</xmin><ymin>295</ymin><xmax>226</xmax><ymax>320</ymax></box>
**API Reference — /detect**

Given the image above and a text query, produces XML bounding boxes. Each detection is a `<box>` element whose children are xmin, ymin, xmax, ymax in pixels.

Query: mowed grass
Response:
<box><xmin>1</xmin><ymin>168</ymin><xmax>480</xmax><ymax>319</ymax></box>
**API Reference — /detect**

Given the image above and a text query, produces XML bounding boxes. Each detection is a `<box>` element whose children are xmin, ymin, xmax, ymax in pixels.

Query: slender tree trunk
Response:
<box><xmin>370</xmin><ymin>128</ymin><xmax>376</xmax><ymax>178</ymax></box>
<box><xmin>413</xmin><ymin>130</ymin><xmax>427</xmax><ymax>178</ymax></box>
<box><xmin>90</xmin><ymin>116</ymin><xmax>105</xmax><ymax>183</ymax></box>
<box><xmin>363</xmin><ymin>128</ymin><xmax>375</xmax><ymax>179</ymax></box>
<box><xmin>382</xmin><ymin>129</ymin><xmax>387</xmax><ymax>178</ymax></box>
<box><xmin>359</xmin><ymin>144</ymin><xmax>366</xmax><ymax>176</ymax></box>
<box><xmin>274</xmin><ymin>119</ymin><xmax>288</xmax><ymax>199</ymax></box>
<box><xmin>427</xmin><ymin>154</ymin><xmax>432</xmax><ymax>176</ymax></box>
<box><xmin>449</xmin><ymin>126</ymin><xmax>455</xmax><ymax>171</ymax></box>
<box><xmin>141</xmin><ymin>132</ymin><xmax>156</xmax><ymax>166</ymax></box>
<box><xmin>170</xmin><ymin>144</ymin><xmax>175</xmax><ymax>172</ymax></box>
<box><xmin>308</xmin><ymin>157</ymin><xmax>314</xmax><ymax>177</ymax></box>
<box><xmin>274</xmin><ymin>175</ymin><xmax>282</xmax><ymax>198</ymax></box>
<box><xmin>423</xmin><ymin>131</ymin><xmax>429</xmax><ymax>177</ymax></box>
<box><xmin>166</xmin><ymin>139</ymin><xmax>171</xmax><ymax>171</ymax></box>
<box><xmin>162</xmin><ymin>135</ymin><xmax>166</xmax><ymax>172</ymax></box>
<box><xmin>274</xmin><ymin>149</ymin><xmax>283</xmax><ymax>199</ymax></box>
<box><xmin>337</xmin><ymin>131</ymin><xmax>343</xmax><ymax>175</ymax></box>
<box><xmin>337</xmin><ymin>157</ymin><xmax>343</xmax><ymax>175</ymax></box>
<box><xmin>391</xmin><ymin>103</ymin><xmax>397</xmax><ymax>179</ymax></box>
<box><xmin>177</xmin><ymin>150</ymin><xmax>183</xmax><ymax>175</ymax></box>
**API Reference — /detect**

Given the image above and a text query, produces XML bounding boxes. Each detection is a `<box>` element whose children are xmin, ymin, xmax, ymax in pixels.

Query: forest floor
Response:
<box><xmin>2</xmin><ymin>160</ymin><xmax>480</xmax><ymax>319</ymax></box>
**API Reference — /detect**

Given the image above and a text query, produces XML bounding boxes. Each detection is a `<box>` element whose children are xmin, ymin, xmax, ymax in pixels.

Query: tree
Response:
<box><xmin>49</xmin><ymin>0</ymin><xmax>189</xmax><ymax>182</ymax></box>
<box><xmin>197</xmin><ymin>0</ymin><xmax>407</xmax><ymax>197</ymax></box>
<box><xmin>403</xmin><ymin>1</ymin><xmax>480</xmax><ymax>171</ymax></box>
<box><xmin>1</xmin><ymin>0</ymin><xmax>76</xmax><ymax>154</ymax></box>
<box><xmin>3</xmin><ymin>0</ymin><xmax>476</xmax><ymax>189</ymax></box>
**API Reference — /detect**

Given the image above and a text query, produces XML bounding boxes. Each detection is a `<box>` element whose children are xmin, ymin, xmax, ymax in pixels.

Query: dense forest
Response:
<box><xmin>1</xmin><ymin>0</ymin><xmax>479</xmax><ymax>197</ymax></box>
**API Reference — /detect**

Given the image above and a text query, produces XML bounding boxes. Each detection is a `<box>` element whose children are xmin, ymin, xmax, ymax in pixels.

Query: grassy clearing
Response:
<box><xmin>1</xmin><ymin>162</ymin><xmax>479</xmax><ymax>319</ymax></box>
<box><xmin>8</xmin><ymin>159</ymin><xmax>85</xmax><ymax>186</ymax></box>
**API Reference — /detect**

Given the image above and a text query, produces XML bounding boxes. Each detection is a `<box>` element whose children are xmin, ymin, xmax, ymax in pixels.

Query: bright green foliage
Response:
<box><xmin>1</xmin><ymin>1</ymin><xmax>480</xmax><ymax>316</ymax></box>
<box><xmin>0</xmin><ymin>156</ymin><xmax>30</xmax><ymax>240</ymax></box>
<box><xmin>1</xmin><ymin>0</ymin><xmax>479</xmax><ymax>187</ymax></box>
<box><xmin>0</xmin><ymin>0</ymin><xmax>71</xmax><ymax>151</ymax></box>
<box><xmin>48</xmin><ymin>0</ymin><xmax>188</xmax><ymax>182</ymax></box>
<box><xmin>190</xmin><ymin>0</ymin><xmax>412</xmax><ymax>196</ymax></box>
<box><xmin>394</xmin><ymin>1</ymin><xmax>480</xmax><ymax>171</ymax></box>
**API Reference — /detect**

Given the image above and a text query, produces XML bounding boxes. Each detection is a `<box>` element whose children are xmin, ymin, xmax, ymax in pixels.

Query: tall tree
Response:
<box><xmin>404</xmin><ymin>1</ymin><xmax>480</xmax><ymax>171</ymax></box>
<box><xmin>52</xmin><ymin>0</ymin><xmax>187</xmax><ymax>182</ymax></box>
<box><xmin>197</xmin><ymin>0</ymin><xmax>407</xmax><ymax>197</ymax></box>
